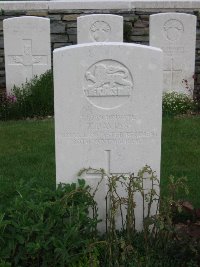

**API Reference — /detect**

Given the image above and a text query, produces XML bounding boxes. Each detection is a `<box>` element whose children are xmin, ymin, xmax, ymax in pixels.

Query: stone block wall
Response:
<box><xmin>0</xmin><ymin>2</ymin><xmax>200</xmax><ymax>98</ymax></box>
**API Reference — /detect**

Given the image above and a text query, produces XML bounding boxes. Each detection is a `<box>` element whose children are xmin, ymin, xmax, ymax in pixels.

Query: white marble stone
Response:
<box><xmin>54</xmin><ymin>42</ymin><xmax>163</xmax><ymax>231</ymax></box>
<box><xmin>49</xmin><ymin>0</ymin><xmax>133</xmax><ymax>10</ymax></box>
<box><xmin>0</xmin><ymin>2</ymin><xmax>49</xmax><ymax>11</ymax></box>
<box><xmin>1</xmin><ymin>1</ymin><xmax>200</xmax><ymax>11</ymax></box>
<box><xmin>77</xmin><ymin>14</ymin><xmax>123</xmax><ymax>44</ymax></box>
<box><xmin>150</xmin><ymin>13</ymin><xmax>196</xmax><ymax>96</ymax></box>
<box><xmin>4</xmin><ymin>16</ymin><xmax>51</xmax><ymax>93</ymax></box>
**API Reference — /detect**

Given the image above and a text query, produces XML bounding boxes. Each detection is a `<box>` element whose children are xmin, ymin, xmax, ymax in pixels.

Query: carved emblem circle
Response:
<box><xmin>90</xmin><ymin>21</ymin><xmax>111</xmax><ymax>42</ymax></box>
<box><xmin>163</xmin><ymin>19</ymin><xmax>184</xmax><ymax>42</ymax></box>
<box><xmin>84</xmin><ymin>60</ymin><xmax>134</xmax><ymax>109</ymax></box>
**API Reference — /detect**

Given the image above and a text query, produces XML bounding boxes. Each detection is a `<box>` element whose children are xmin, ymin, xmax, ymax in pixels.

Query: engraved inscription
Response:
<box><xmin>73</xmin><ymin>138</ymin><xmax>141</xmax><ymax>145</ymax></box>
<box><xmin>59</xmin><ymin>110</ymin><xmax>157</xmax><ymax>146</ymax></box>
<box><xmin>81</xmin><ymin>113</ymin><xmax>137</xmax><ymax>121</ymax></box>
<box><xmin>79</xmin><ymin>110</ymin><xmax>137</xmax><ymax>132</ymax></box>
<box><xmin>90</xmin><ymin>21</ymin><xmax>111</xmax><ymax>42</ymax></box>
<box><xmin>8</xmin><ymin>39</ymin><xmax>48</xmax><ymax>80</ymax></box>
<box><xmin>84</xmin><ymin>60</ymin><xmax>133</xmax><ymax>109</ymax></box>
<box><xmin>62</xmin><ymin>130</ymin><xmax>157</xmax><ymax>139</ymax></box>
<box><xmin>163</xmin><ymin>19</ymin><xmax>184</xmax><ymax>42</ymax></box>
<box><xmin>4</xmin><ymin>23</ymin><xmax>47</xmax><ymax>33</ymax></box>
<box><xmin>87</xmin><ymin>121</ymin><xmax>131</xmax><ymax>130</ymax></box>
<box><xmin>59</xmin><ymin>130</ymin><xmax>157</xmax><ymax>146</ymax></box>
<box><xmin>164</xmin><ymin>58</ymin><xmax>182</xmax><ymax>90</ymax></box>
<box><xmin>162</xmin><ymin>47</ymin><xmax>184</xmax><ymax>56</ymax></box>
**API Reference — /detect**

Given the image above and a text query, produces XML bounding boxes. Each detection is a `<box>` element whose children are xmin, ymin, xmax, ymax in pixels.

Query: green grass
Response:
<box><xmin>0</xmin><ymin>119</ymin><xmax>55</xmax><ymax>205</ymax></box>
<box><xmin>0</xmin><ymin>116</ymin><xmax>200</xmax><ymax>207</ymax></box>
<box><xmin>161</xmin><ymin>116</ymin><xmax>200</xmax><ymax>207</ymax></box>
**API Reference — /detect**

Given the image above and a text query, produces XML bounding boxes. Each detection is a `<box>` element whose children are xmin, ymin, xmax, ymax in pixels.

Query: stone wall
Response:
<box><xmin>0</xmin><ymin>1</ymin><xmax>200</xmax><ymax>98</ymax></box>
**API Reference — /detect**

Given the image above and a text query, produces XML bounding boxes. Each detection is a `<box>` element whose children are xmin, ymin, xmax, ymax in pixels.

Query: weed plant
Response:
<box><xmin>0</xmin><ymin>70</ymin><xmax>53</xmax><ymax>120</ymax></box>
<box><xmin>162</xmin><ymin>92</ymin><xmax>198</xmax><ymax>117</ymax></box>
<box><xmin>1</xmin><ymin>167</ymin><xmax>199</xmax><ymax>266</ymax></box>
<box><xmin>79</xmin><ymin>166</ymin><xmax>199</xmax><ymax>267</ymax></box>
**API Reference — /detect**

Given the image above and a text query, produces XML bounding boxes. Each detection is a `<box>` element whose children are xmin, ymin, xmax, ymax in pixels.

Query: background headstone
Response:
<box><xmin>4</xmin><ymin>16</ymin><xmax>51</xmax><ymax>93</ymax></box>
<box><xmin>150</xmin><ymin>13</ymin><xmax>196</xmax><ymax>96</ymax></box>
<box><xmin>54</xmin><ymin>43</ymin><xmax>163</xmax><ymax>231</ymax></box>
<box><xmin>77</xmin><ymin>14</ymin><xmax>123</xmax><ymax>44</ymax></box>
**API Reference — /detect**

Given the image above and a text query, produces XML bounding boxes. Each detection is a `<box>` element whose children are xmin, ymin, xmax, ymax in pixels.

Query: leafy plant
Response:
<box><xmin>0</xmin><ymin>9</ymin><xmax>5</xmax><ymax>16</ymax></box>
<box><xmin>0</xmin><ymin>178</ymin><xmax>98</xmax><ymax>267</ymax></box>
<box><xmin>124</xmin><ymin>23</ymin><xmax>132</xmax><ymax>42</ymax></box>
<box><xmin>0</xmin><ymin>70</ymin><xmax>53</xmax><ymax>120</ymax></box>
<box><xmin>162</xmin><ymin>92</ymin><xmax>197</xmax><ymax>117</ymax></box>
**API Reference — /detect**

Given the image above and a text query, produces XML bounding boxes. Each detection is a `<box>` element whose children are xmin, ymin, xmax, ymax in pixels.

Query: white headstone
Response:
<box><xmin>77</xmin><ymin>14</ymin><xmax>123</xmax><ymax>44</ymax></box>
<box><xmin>3</xmin><ymin>16</ymin><xmax>51</xmax><ymax>93</ymax></box>
<box><xmin>150</xmin><ymin>13</ymin><xmax>196</xmax><ymax>96</ymax></box>
<box><xmin>54</xmin><ymin>43</ymin><xmax>163</xmax><ymax>231</ymax></box>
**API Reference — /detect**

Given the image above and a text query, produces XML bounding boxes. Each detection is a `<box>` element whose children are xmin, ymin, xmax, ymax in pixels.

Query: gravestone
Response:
<box><xmin>3</xmin><ymin>16</ymin><xmax>51</xmax><ymax>93</ymax></box>
<box><xmin>54</xmin><ymin>43</ymin><xmax>163</xmax><ymax>231</ymax></box>
<box><xmin>150</xmin><ymin>13</ymin><xmax>196</xmax><ymax>96</ymax></box>
<box><xmin>77</xmin><ymin>14</ymin><xmax>123</xmax><ymax>43</ymax></box>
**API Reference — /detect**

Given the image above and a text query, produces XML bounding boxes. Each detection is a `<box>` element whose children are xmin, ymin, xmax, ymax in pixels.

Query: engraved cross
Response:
<box><xmin>8</xmin><ymin>39</ymin><xmax>48</xmax><ymax>81</ymax></box>
<box><xmin>86</xmin><ymin>150</ymin><xmax>130</xmax><ymax>179</ymax></box>
<box><xmin>164</xmin><ymin>57</ymin><xmax>182</xmax><ymax>90</ymax></box>
<box><xmin>85</xmin><ymin>149</ymin><xmax>130</xmax><ymax>232</ymax></box>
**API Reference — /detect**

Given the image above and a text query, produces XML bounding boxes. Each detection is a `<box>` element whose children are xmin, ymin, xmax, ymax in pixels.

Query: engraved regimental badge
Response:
<box><xmin>84</xmin><ymin>60</ymin><xmax>133</xmax><ymax>109</ymax></box>
<box><xmin>163</xmin><ymin>19</ymin><xmax>184</xmax><ymax>42</ymax></box>
<box><xmin>90</xmin><ymin>21</ymin><xmax>111</xmax><ymax>42</ymax></box>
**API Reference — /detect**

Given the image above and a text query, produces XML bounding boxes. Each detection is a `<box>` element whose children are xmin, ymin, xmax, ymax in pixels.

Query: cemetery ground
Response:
<box><xmin>1</xmin><ymin>115</ymin><xmax>200</xmax><ymax>266</ymax></box>
<box><xmin>0</xmin><ymin>7</ymin><xmax>200</xmax><ymax>266</ymax></box>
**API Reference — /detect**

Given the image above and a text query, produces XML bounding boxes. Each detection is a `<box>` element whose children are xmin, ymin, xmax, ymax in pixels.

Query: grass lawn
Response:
<box><xmin>0</xmin><ymin>116</ymin><xmax>200</xmax><ymax>207</ymax></box>
<box><xmin>0</xmin><ymin>119</ymin><xmax>55</xmax><ymax>206</ymax></box>
<box><xmin>161</xmin><ymin>116</ymin><xmax>200</xmax><ymax>207</ymax></box>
